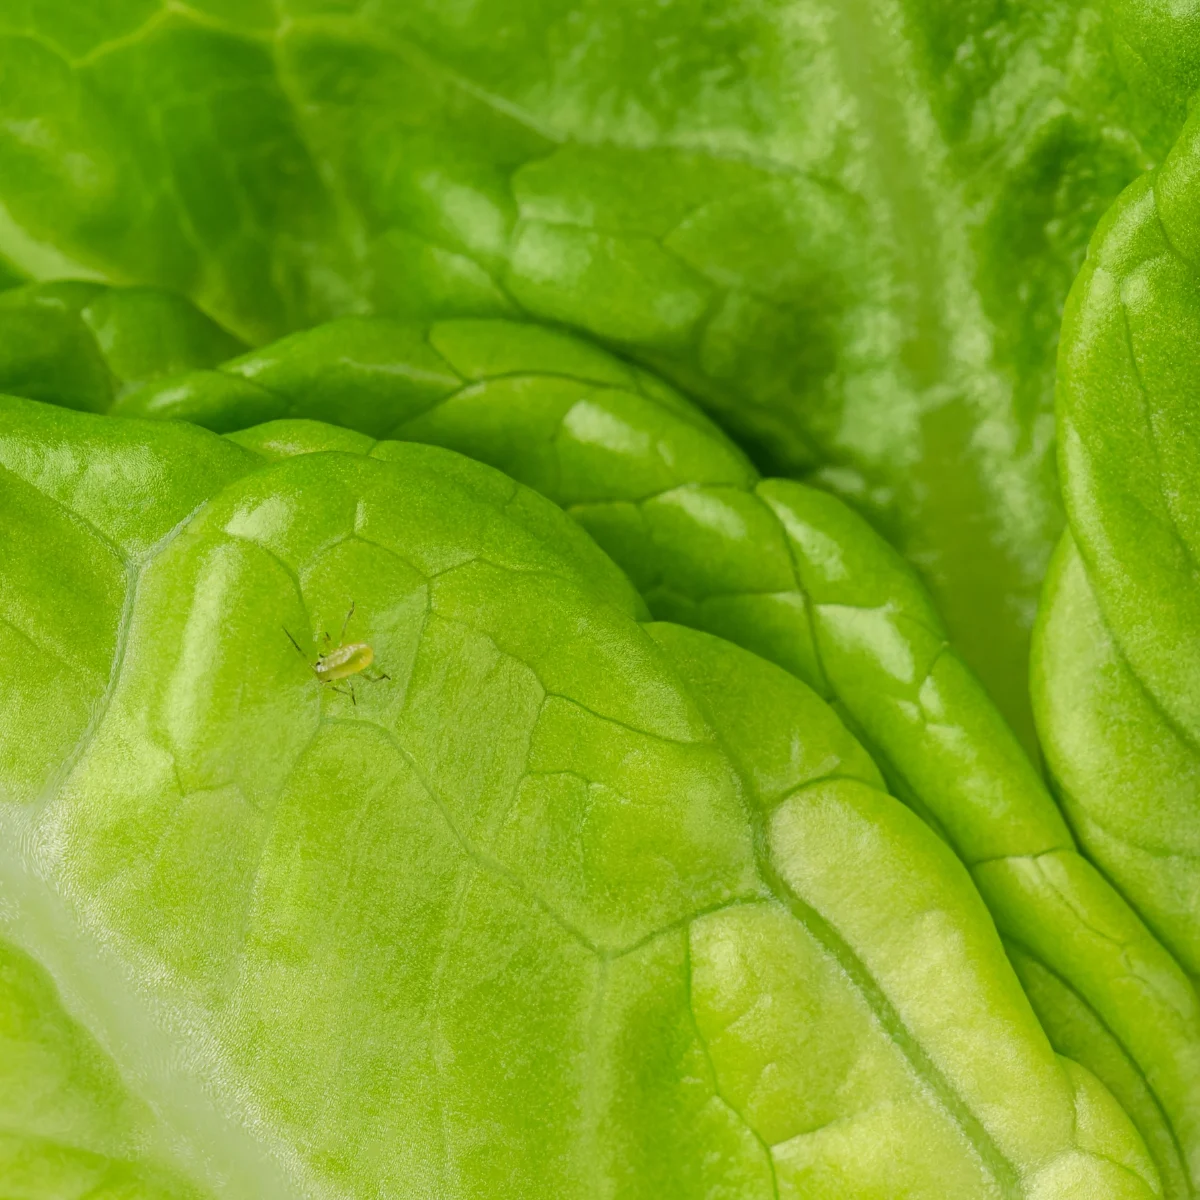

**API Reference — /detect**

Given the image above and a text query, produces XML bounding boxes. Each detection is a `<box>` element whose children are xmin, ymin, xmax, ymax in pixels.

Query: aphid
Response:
<box><xmin>285</xmin><ymin>602</ymin><xmax>390</xmax><ymax>705</ymax></box>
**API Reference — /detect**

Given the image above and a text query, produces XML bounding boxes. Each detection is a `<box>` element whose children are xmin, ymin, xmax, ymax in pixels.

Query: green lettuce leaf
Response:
<box><xmin>1035</xmin><ymin>104</ymin><xmax>1200</xmax><ymax>992</ymax></box>
<box><xmin>0</xmin><ymin>0</ymin><xmax>1167</xmax><ymax>741</ymax></box>
<box><xmin>0</xmin><ymin>395</ymin><xmax>1160</xmax><ymax>1197</ymax></box>
<box><xmin>1031</xmin><ymin>98</ymin><xmax>1200</xmax><ymax>1196</ymax></box>
<box><xmin>0</xmin><ymin>297</ymin><xmax>1190</xmax><ymax>1194</ymax></box>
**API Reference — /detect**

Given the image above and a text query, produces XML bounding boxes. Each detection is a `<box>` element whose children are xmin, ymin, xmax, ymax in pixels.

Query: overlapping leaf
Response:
<box><xmin>0</xmin><ymin>397</ymin><xmax>1161</xmax><ymax>1197</ymax></box>
<box><xmin>0</xmin><ymin>0</ymin><xmax>1170</xmax><ymax>739</ymax></box>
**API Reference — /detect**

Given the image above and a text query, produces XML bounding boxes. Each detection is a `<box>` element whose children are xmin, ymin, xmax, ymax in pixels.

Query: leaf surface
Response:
<box><xmin>0</xmin><ymin>395</ymin><xmax>1160</xmax><ymax>1198</ymax></box>
<box><xmin>0</xmin><ymin>0</ymin><xmax>1168</xmax><ymax>738</ymax></box>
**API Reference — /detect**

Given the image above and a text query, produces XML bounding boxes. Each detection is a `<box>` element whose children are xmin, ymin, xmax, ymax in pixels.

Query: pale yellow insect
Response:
<box><xmin>285</xmin><ymin>602</ymin><xmax>389</xmax><ymax>705</ymax></box>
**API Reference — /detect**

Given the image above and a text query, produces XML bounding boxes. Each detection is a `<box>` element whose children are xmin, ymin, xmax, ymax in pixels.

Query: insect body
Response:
<box><xmin>315</xmin><ymin>640</ymin><xmax>376</xmax><ymax>682</ymax></box>
<box><xmin>285</xmin><ymin>602</ymin><xmax>389</xmax><ymax>705</ymax></box>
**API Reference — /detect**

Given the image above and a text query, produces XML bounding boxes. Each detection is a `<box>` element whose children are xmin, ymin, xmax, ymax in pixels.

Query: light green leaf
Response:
<box><xmin>97</xmin><ymin>310</ymin><xmax>1200</xmax><ymax>1195</ymax></box>
<box><xmin>0</xmin><ymin>395</ymin><xmax>1159</xmax><ymax>1197</ymax></box>
<box><xmin>1038</xmin><ymin>100</ymin><xmax>1200</xmax><ymax>982</ymax></box>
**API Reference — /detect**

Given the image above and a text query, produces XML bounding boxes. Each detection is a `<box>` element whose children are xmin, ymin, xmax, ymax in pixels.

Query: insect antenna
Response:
<box><xmin>283</xmin><ymin>627</ymin><xmax>309</xmax><ymax>663</ymax></box>
<box><xmin>339</xmin><ymin>601</ymin><xmax>356</xmax><ymax>643</ymax></box>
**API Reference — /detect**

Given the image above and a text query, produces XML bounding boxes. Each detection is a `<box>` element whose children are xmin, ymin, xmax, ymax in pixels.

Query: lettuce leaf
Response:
<box><xmin>0</xmin><ymin>295</ymin><xmax>1192</xmax><ymax>1193</ymax></box>
<box><xmin>0</xmin><ymin>394</ymin><xmax>1161</xmax><ymax>1196</ymax></box>
<box><xmin>91</xmin><ymin>307</ymin><xmax>1200</xmax><ymax>1197</ymax></box>
<box><xmin>1036</xmin><ymin>104</ymin><xmax>1200</xmax><ymax>995</ymax></box>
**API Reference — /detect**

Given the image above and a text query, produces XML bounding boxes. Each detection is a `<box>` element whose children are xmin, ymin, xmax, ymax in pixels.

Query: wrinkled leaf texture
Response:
<box><xmin>0</xmin><ymin>285</ymin><xmax>1197</xmax><ymax>1193</ymax></box>
<box><xmin>0</xmin><ymin>0</ymin><xmax>1182</xmax><ymax>744</ymax></box>
<box><xmin>0</xmin><ymin>395</ymin><xmax>1163</xmax><ymax>1197</ymax></box>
